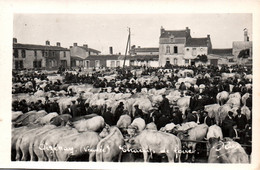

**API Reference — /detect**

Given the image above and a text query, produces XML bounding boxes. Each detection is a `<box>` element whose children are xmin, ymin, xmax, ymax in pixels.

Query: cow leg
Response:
<box><xmin>143</xmin><ymin>150</ymin><xmax>149</xmax><ymax>162</ymax></box>
<box><xmin>29</xmin><ymin>144</ymin><xmax>36</xmax><ymax>161</ymax></box>
<box><xmin>166</xmin><ymin>153</ymin><xmax>175</xmax><ymax>162</ymax></box>
<box><xmin>89</xmin><ymin>152</ymin><xmax>96</xmax><ymax>162</ymax></box>
<box><xmin>191</xmin><ymin>144</ymin><xmax>196</xmax><ymax>163</ymax></box>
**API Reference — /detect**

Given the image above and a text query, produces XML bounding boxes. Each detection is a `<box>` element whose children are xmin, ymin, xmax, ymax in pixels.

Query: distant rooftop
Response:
<box><xmin>13</xmin><ymin>43</ymin><xmax>69</xmax><ymax>51</ymax></box>
<box><xmin>79</xmin><ymin>46</ymin><xmax>101</xmax><ymax>54</ymax></box>
<box><xmin>211</xmin><ymin>48</ymin><xmax>233</xmax><ymax>56</ymax></box>
<box><xmin>186</xmin><ymin>37</ymin><xmax>209</xmax><ymax>47</ymax></box>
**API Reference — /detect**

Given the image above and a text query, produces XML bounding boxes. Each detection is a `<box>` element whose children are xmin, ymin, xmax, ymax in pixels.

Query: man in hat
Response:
<box><xmin>222</xmin><ymin>111</ymin><xmax>236</xmax><ymax>138</ymax></box>
<box><xmin>159</xmin><ymin>94</ymin><xmax>171</xmax><ymax>116</ymax></box>
<box><xmin>114</xmin><ymin>102</ymin><xmax>124</xmax><ymax>123</ymax></box>
<box><xmin>133</xmin><ymin>104</ymin><xmax>143</xmax><ymax>119</ymax></box>
<box><xmin>103</xmin><ymin>107</ymin><xmax>115</xmax><ymax>126</ymax></box>
<box><xmin>173</xmin><ymin>106</ymin><xmax>183</xmax><ymax>124</ymax></box>
<box><xmin>70</xmin><ymin>100</ymin><xmax>79</xmax><ymax>118</ymax></box>
<box><xmin>44</xmin><ymin>96</ymin><xmax>51</xmax><ymax>113</ymax></box>
<box><xmin>62</xmin><ymin>104</ymin><xmax>72</xmax><ymax>116</ymax></box>
<box><xmin>234</xmin><ymin>109</ymin><xmax>248</xmax><ymax>143</ymax></box>
<box><xmin>187</xmin><ymin>111</ymin><xmax>198</xmax><ymax>123</ymax></box>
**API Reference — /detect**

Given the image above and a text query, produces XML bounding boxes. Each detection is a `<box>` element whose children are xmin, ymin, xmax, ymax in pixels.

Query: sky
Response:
<box><xmin>13</xmin><ymin>13</ymin><xmax>252</xmax><ymax>54</ymax></box>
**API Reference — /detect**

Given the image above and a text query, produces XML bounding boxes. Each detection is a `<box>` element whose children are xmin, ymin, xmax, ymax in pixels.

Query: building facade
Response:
<box><xmin>232</xmin><ymin>29</ymin><xmax>252</xmax><ymax>65</ymax></box>
<box><xmin>13</xmin><ymin>38</ymin><xmax>70</xmax><ymax>70</ymax></box>
<box><xmin>70</xmin><ymin>43</ymin><xmax>101</xmax><ymax>68</ymax></box>
<box><xmin>159</xmin><ymin>27</ymin><xmax>191</xmax><ymax>66</ymax></box>
<box><xmin>129</xmin><ymin>46</ymin><xmax>159</xmax><ymax>56</ymax></box>
<box><xmin>159</xmin><ymin>27</ymin><xmax>214</xmax><ymax>67</ymax></box>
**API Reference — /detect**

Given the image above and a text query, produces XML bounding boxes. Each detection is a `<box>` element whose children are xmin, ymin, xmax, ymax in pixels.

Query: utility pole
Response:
<box><xmin>123</xmin><ymin>27</ymin><xmax>130</xmax><ymax>68</ymax></box>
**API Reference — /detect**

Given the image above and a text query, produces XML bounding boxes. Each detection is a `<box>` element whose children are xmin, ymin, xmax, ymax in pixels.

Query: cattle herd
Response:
<box><xmin>11</xmin><ymin>64</ymin><xmax>252</xmax><ymax>163</ymax></box>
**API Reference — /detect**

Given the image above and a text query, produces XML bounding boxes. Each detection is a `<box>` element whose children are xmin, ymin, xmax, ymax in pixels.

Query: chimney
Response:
<box><xmin>83</xmin><ymin>44</ymin><xmax>88</xmax><ymax>49</ymax></box>
<box><xmin>119</xmin><ymin>52</ymin><xmax>121</xmax><ymax>55</ymax></box>
<box><xmin>207</xmin><ymin>35</ymin><xmax>210</xmax><ymax>39</ymax></box>
<box><xmin>160</xmin><ymin>26</ymin><xmax>165</xmax><ymax>35</ymax></box>
<box><xmin>73</xmin><ymin>43</ymin><xmax>77</xmax><ymax>47</ymax></box>
<box><xmin>244</xmin><ymin>28</ymin><xmax>249</xmax><ymax>42</ymax></box>
<box><xmin>46</xmin><ymin>40</ymin><xmax>50</xmax><ymax>46</ymax></box>
<box><xmin>138</xmin><ymin>46</ymin><xmax>141</xmax><ymax>48</ymax></box>
<box><xmin>56</xmin><ymin>42</ymin><xmax>61</xmax><ymax>47</ymax></box>
<box><xmin>70</xmin><ymin>46</ymin><xmax>72</xmax><ymax>48</ymax></box>
<box><xmin>109</xmin><ymin>47</ymin><xmax>113</xmax><ymax>55</ymax></box>
<box><xmin>186</xmin><ymin>27</ymin><xmax>190</xmax><ymax>37</ymax></box>
<box><xmin>13</xmin><ymin>38</ymin><xmax>17</xmax><ymax>44</ymax></box>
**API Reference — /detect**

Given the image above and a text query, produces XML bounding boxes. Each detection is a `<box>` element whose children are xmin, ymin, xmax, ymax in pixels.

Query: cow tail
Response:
<box><xmin>96</xmin><ymin>142</ymin><xmax>103</xmax><ymax>162</ymax></box>
<box><xmin>15</xmin><ymin>137</ymin><xmax>22</xmax><ymax>161</ymax></box>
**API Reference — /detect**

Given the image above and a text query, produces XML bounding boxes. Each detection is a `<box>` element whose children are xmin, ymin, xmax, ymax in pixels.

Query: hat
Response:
<box><xmin>119</xmin><ymin>102</ymin><xmax>124</xmax><ymax>105</ymax></box>
<box><xmin>192</xmin><ymin>111</ymin><xmax>197</xmax><ymax>114</ymax></box>
<box><xmin>134</xmin><ymin>104</ymin><xmax>139</xmax><ymax>107</ymax></box>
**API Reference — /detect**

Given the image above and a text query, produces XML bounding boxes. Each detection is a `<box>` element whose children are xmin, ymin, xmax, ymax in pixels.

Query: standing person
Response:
<box><xmin>114</xmin><ymin>102</ymin><xmax>124</xmax><ymax>124</ymax></box>
<box><xmin>222</xmin><ymin>111</ymin><xmax>236</xmax><ymax>138</ymax></box>
<box><xmin>103</xmin><ymin>107</ymin><xmax>115</xmax><ymax>126</ymax></box>
<box><xmin>70</xmin><ymin>100</ymin><xmax>79</xmax><ymax>118</ymax></box>
<box><xmin>187</xmin><ymin>111</ymin><xmax>198</xmax><ymax>123</ymax></box>
<box><xmin>50</xmin><ymin>99</ymin><xmax>60</xmax><ymax>114</ymax></box>
<box><xmin>44</xmin><ymin>96</ymin><xmax>51</xmax><ymax>113</ymax></box>
<box><xmin>133</xmin><ymin>105</ymin><xmax>143</xmax><ymax>119</ymax></box>
<box><xmin>235</xmin><ymin>109</ymin><xmax>248</xmax><ymax>143</ymax></box>
<box><xmin>159</xmin><ymin>94</ymin><xmax>171</xmax><ymax>116</ymax></box>
<box><xmin>173</xmin><ymin>106</ymin><xmax>183</xmax><ymax>124</ymax></box>
<box><xmin>85</xmin><ymin>103</ymin><xmax>93</xmax><ymax>115</ymax></box>
<box><xmin>62</xmin><ymin>104</ymin><xmax>72</xmax><ymax>116</ymax></box>
<box><xmin>77</xmin><ymin>98</ymin><xmax>86</xmax><ymax>116</ymax></box>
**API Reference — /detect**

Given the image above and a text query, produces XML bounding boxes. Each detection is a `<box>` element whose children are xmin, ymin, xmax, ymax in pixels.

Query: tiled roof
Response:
<box><xmin>185</xmin><ymin>38</ymin><xmax>209</xmax><ymax>47</ymax></box>
<box><xmin>79</xmin><ymin>46</ymin><xmax>101</xmax><ymax>53</ymax></box>
<box><xmin>87</xmin><ymin>55</ymin><xmax>120</xmax><ymax>60</ymax></box>
<box><xmin>211</xmin><ymin>48</ymin><xmax>233</xmax><ymax>55</ymax></box>
<box><xmin>119</xmin><ymin>55</ymin><xmax>159</xmax><ymax>61</ymax></box>
<box><xmin>134</xmin><ymin>47</ymin><xmax>159</xmax><ymax>52</ymax></box>
<box><xmin>71</xmin><ymin>56</ymin><xmax>84</xmax><ymax>61</ymax></box>
<box><xmin>160</xmin><ymin>30</ymin><xmax>188</xmax><ymax>38</ymax></box>
<box><xmin>13</xmin><ymin>43</ymin><xmax>69</xmax><ymax>51</ymax></box>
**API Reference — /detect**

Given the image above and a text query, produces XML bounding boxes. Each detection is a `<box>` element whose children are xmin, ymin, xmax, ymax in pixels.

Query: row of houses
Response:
<box><xmin>12</xmin><ymin>27</ymin><xmax>252</xmax><ymax>70</ymax></box>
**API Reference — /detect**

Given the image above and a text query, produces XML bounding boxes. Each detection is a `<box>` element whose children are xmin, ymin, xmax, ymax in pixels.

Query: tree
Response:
<box><xmin>195</xmin><ymin>54</ymin><xmax>208</xmax><ymax>63</ymax></box>
<box><xmin>238</xmin><ymin>49</ymin><xmax>250</xmax><ymax>59</ymax></box>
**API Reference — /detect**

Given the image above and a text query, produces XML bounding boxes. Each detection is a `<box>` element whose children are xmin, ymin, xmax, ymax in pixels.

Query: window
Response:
<box><xmin>166</xmin><ymin>58</ymin><xmax>170</xmax><ymax>64</ymax></box>
<box><xmin>166</xmin><ymin>46</ymin><xmax>170</xmax><ymax>54</ymax></box>
<box><xmin>171</xmin><ymin>38</ymin><xmax>174</xmax><ymax>42</ymax></box>
<box><xmin>13</xmin><ymin>49</ymin><xmax>18</xmax><ymax>58</ymax></box>
<box><xmin>52</xmin><ymin>51</ymin><xmax>55</xmax><ymax>56</ymax></box>
<box><xmin>64</xmin><ymin>51</ymin><xmax>66</xmax><ymax>57</ymax></box>
<box><xmin>186</xmin><ymin>48</ymin><xmax>189</xmax><ymax>51</ymax></box>
<box><xmin>116</xmin><ymin>61</ymin><xmax>120</xmax><ymax>67</ymax></box>
<box><xmin>45</xmin><ymin>51</ymin><xmax>48</xmax><ymax>56</ymax></box>
<box><xmin>95</xmin><ymin>60</ymin><xmax>100</xmax><ymax>68</ymax></box>
<box><xmin>19</xmin><ymin>61</ymin><xmax>23</xmax><ymax>69</ymax></box>
<box><xmin>22</xmin><ymin>50</ymin><xmax>26</xmax><ymax>58</ymax></box>
<box><xmin>192</xmin><ymin>48</ymin><xmax>197</xmax><ymax>56</ymax></box>
<box><xmin>42</xmin><ymin>50</ymin><xmax>44</xmax><ymax>57</ymax></box>
<box><xmin>15</xmin><ymin>60</ymin><xmax>23</xmax><ymax>69</ymax></box>
<box><xmin>111</xmin><ymin>61</ymin><xmax>115</xmax><ymax>67</ymax></box>
<box><xmin>34</xmin><ymin>50</ymin><xmax>37</xmax><ymax>57</ymax></box>
<box><xmin>174</xmin><ymin>46</ymin><xmax>178</xmax><ymax>54</ymax></box>
<box><xmin>174</xmin><ymin>58</ymin><xmax>178</xmax><ymax>65</ymax></box>
<box><xmin>33</xmin><ymin>61</ymin><xmax>42</xmax><ymax>68</ymax></box>
<box><xmin>185</xmin><ymin>59</ymin><xmax>189</xmax><ymax>64</ymax></box>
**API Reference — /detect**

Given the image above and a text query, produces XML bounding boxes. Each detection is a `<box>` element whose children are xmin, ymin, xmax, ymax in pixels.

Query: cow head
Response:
<box><xmin>127</xmin><ymin>125</ymin><xmax>138</xmax><ymax>137</ymax></box>
<box><xmin>124</xmin><ymin>135</ymin><xmax>141</xmax><ymax>151</ymax></box>
<box><xmin>99</xmin><ymin>124</ymin><xmax>110</xmax><ymax>138</ymax></box>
